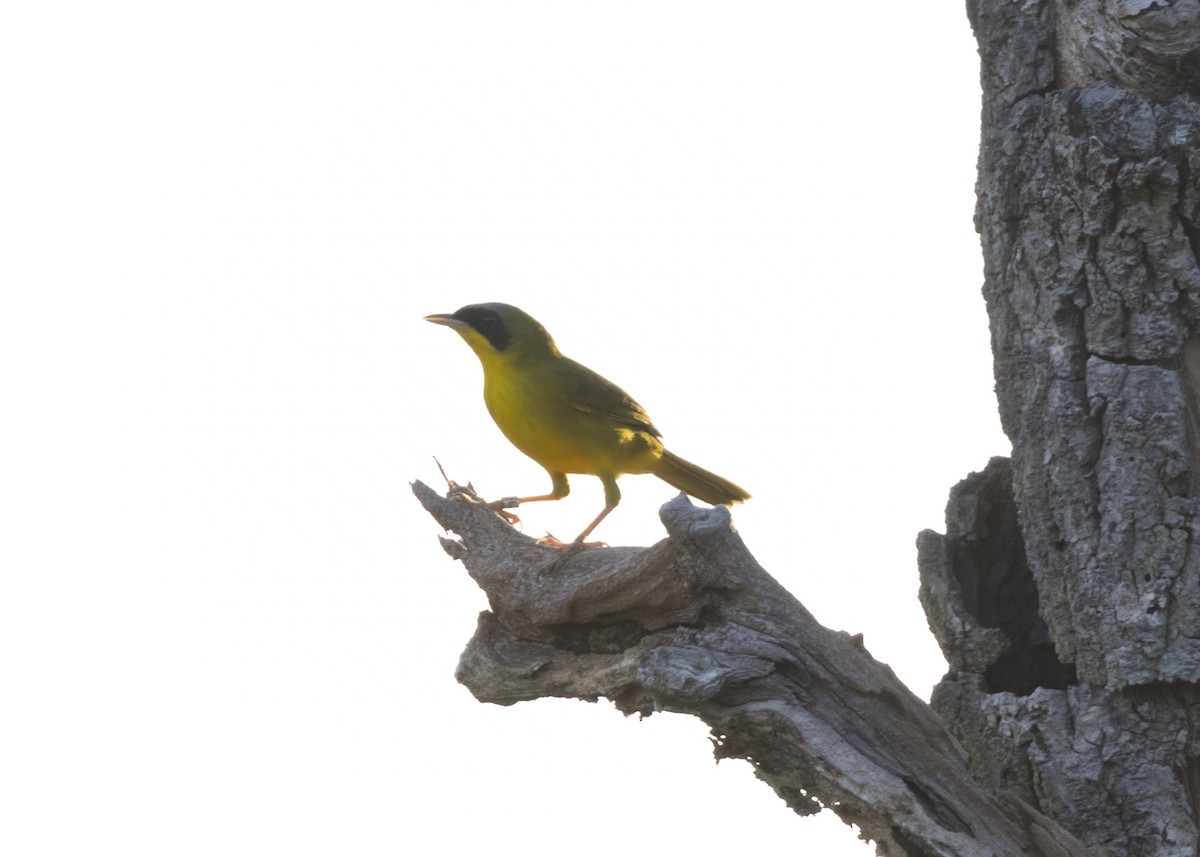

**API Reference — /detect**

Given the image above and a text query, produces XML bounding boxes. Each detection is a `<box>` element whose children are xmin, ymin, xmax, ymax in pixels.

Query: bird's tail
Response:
<box><xmin>653</xmin><ymin>450</ymin><xmax>751</xmax><ymax>506</ymax></box>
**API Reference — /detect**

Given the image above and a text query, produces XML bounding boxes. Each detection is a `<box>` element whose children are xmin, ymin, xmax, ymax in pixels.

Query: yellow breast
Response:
<box><xmin>481</xmin><ymin>360</ymin><xmax>662</xmax><ymax>477</ymax></box>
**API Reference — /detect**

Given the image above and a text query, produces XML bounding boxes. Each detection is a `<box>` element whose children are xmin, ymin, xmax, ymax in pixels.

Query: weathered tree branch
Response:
<box><xmin>415</xmin><ymin>480</ymin><xmax>1089</xmax><ymax>856</ymax></box>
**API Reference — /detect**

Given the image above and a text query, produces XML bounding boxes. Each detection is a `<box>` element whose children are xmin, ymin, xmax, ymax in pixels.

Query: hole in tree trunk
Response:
<box><xmin>949</xmin><ymin>458</ymin><xmax>1078</xmax><ymax>695</ymax></box>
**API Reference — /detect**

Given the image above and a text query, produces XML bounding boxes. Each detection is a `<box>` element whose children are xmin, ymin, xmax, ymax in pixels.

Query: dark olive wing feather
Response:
<box><xmin>554</xmin><ymin>356</ymin><xmax>662</xmax><ymax>438</ymax></box>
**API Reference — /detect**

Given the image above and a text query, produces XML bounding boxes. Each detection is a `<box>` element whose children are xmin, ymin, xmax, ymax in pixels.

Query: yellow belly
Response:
<box><xmin>483</xmin><ymin>373</ymin><xmax>662</xmax><ymax>477</ymax></box>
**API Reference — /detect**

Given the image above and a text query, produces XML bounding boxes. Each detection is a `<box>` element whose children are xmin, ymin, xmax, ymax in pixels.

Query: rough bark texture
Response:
<box><xmin>916</xmin><ymin>2</ymin><xmax>1200</xmax><ymax>856</ymax></box>
<box><xmin>417</xmin><ymin>480</ymin><xmax>1089</xmax><ymax>857</ymax></box>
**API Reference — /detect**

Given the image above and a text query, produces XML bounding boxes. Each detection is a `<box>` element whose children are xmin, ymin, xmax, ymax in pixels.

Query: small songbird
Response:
<box><xmin>424</xmin><ymin>302</ymin><xmax>750</xmax><ymax>547</ymax></box>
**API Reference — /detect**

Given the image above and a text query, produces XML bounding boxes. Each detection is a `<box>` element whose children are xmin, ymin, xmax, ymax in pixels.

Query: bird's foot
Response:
<box><xmin>447</xmin><ymin>491</ymin><xmax>523</xmax><ymax>527</ymax></box>
<box><xmin>485</xmin><ymin>496</ymin><xmax>522</xmax><ymax>527</ymax></box>
<box><xmin>536</xmin><ymin>534</ymin><xmax>608</xmax><ymax>549</ymax></box>
<box><xmin>542</xmin><ymin>537</ymin><xmax>608</xmax><ymax>572</ymax></box>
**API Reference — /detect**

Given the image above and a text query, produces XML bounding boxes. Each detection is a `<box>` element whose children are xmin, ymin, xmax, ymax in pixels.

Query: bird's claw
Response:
<box><xmin>536</xmin><ymin>534</ymin><xmax>608</xmax><ymax>549</ymax></box>
<box><xmin>541</xmin><ymin>537</ymin><xmax>609</xmax><ymax>572</ymax></box>
<box><xmin>449</xmin><ymin>490</ymin><xmax>523</xmax><ymax>527</ymax></box>
<box><xmin>485</xmin><ymin>497</ymin><xmax>522</xmax><ymax>526</ymax></box>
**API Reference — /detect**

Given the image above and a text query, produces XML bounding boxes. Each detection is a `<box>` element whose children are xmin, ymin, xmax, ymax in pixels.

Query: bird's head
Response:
<box><xmin>424</xmin><ymin>303</ymin><xmax>559</xmax><ymax>367</ymax></box>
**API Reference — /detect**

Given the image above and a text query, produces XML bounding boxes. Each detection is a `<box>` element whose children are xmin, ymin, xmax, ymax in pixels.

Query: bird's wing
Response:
<box><xmin>556</xmin><ymin>357</ymin><xmax>662</xmax><ymax>438</ymax></box>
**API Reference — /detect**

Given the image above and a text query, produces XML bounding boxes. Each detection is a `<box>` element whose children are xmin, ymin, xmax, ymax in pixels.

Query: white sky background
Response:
<box><xmin>2</xmin><ymin>3</ymin><xmax>1007</xmax><ymax>855</ymax></box>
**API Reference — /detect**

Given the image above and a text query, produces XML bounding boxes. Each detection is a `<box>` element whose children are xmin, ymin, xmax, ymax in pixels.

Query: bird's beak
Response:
<box><xmin>424</xmin><ymin>313</ymin><xmax>465</xmax><ymax>330</ymax></box>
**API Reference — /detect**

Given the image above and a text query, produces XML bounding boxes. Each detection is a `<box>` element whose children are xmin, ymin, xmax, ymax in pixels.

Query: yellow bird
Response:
<box><xmin>424</xmin><ymin>302</ymin><xmax>750</xmax><ymax>546</ymax></box>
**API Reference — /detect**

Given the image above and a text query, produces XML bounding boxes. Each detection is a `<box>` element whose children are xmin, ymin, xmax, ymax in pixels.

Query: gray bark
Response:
<box><xmin>917</xmin><ymin>2</ymin><xmax>1200</xmax><ymax>855</ymax></box>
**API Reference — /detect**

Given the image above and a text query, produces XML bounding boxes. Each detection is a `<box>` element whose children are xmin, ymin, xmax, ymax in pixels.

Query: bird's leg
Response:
<box><xmin>541</xmin><ymin>477</ymin><xmax>621</xmax><ymax>568</ymax></box>
<box><xmin>564</xmin><ymin>475</ymin><xmax>620</xmax><ymax>548</ymax></box>
<box><xmin>488</xmin><ymin>472</ymin><xmax>570</xmax><ymax>527</ymax></box>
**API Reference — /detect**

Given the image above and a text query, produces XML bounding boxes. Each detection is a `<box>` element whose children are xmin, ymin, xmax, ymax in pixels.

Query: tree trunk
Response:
<box><xmin>917</xmin><ymin>1</ymin><xmax>1200</xmax><ymax>856</ymax></box>
<box><xmin>418</xmin><ymin>2</ymin><xmax>1200</xmax><ymax>855</ymax></box>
